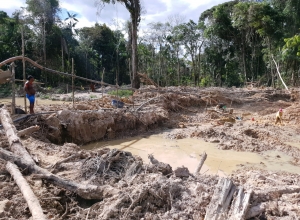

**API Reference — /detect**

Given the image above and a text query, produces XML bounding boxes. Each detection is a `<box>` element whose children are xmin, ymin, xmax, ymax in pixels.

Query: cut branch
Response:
<box><xmin>18</xmin><ymin>125</ymin><xmax>40</xmax><ymax>137</ymax></box>
<box><xmin>6</xmin><ymin>161</ymin><xmax>46</xmax><ymax>220</ymax></box>
<box><xmin>135</xmin><ymin>94</ymin><xmax>160</xmax><ymax>111</ymax></box>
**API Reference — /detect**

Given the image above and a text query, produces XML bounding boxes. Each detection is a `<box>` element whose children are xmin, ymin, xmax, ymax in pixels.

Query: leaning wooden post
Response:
<box><xmin>10</xmin><ymin>62</ymin><xmax>16</xmax><ymax>115</ymax></box>
<box><xmin>21</xmin><ymin>26</ymin><xmax>27</xmax><ymax>114</ymax></box>
<box><xmin>102</xmin><ymin>67</ymin><xmax>105</xmax><ymax>105</ymax></box>
<box><xmin>194</xmin><ymin>151</ymin><xmax>207</xmax><ymax>175</ymax></box>
<box><xmin>72</xmin><ymin>58</ymin><xmax>74</xmax><ymax>108</ymax></box>
<box><xmin>116</xmin><ymin>78</ymin><xmax>119</xmax><ymax>100</ymax></box>
<box><xmin>6</xmin><ymin>162</ymin><xmax>46</xmax><ymax>220</ymax></box>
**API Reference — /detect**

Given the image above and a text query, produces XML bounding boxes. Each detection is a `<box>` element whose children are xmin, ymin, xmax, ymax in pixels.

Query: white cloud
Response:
<box><xmin>3</xmin><ymin>0</ymin><xmax>229</xmax><ymax>30</ymax></box>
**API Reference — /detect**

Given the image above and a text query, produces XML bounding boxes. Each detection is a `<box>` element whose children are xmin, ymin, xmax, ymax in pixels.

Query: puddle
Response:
<box><xmin>0</xmin><ymin>97</ymin><xmax>69</xmax><ymax>107</ymax></box>
<box><xmin>83</xmin><ymin>134</ymin><xmax>300</xmax><ymax>176</ymax></box>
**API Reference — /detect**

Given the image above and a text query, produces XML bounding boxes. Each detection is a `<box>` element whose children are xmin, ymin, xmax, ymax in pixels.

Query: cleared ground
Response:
<box><xmin>1</xmin><ymin>85</ymin><xmax>300</xmax><ymax>219</ymax></box>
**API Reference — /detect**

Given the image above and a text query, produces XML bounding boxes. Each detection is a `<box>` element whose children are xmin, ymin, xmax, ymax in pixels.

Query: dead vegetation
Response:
<box><xmin>1</xmin><ymin>86</ymin><xmax>300</xmax><ymax>219</ymax></box>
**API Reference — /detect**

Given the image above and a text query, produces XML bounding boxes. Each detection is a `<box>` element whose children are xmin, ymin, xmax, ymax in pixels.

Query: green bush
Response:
<box><xmin>108</xmin><ymin>89</ymin><xmax>133</xmax><ymax>97</ymax></box>
<box><xmin>0</xmin><ymin>84</ymin><xmax>12</xmax><ymax>98</ymax></box>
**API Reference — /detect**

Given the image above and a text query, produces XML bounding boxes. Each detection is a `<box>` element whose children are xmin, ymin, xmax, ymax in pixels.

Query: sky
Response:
<box><xmin>2</xmin><ymin>0</ymin><xmax>229</xmax><ymax>32</ymax></box>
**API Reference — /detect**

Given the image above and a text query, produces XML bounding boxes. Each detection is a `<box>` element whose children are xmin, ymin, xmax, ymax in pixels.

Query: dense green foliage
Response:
<box><xmin>1</xmin><ymin>0</ymin><xmax>300</xmax><ymax>88</ymax></box>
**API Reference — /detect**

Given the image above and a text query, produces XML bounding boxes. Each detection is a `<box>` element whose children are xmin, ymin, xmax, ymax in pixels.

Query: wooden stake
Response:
<box><xmin>102</xmin><ymin>68</ymin><xmax>105</xmax><ymax>105</ymax></box>
<box><xmin>21</xmin><ymin>26</ymin><xmax>27</xmax><ymax>114</ymax></box>
<box><xmin>72</xmin><ymin>58</ymin><xmax>74</xmax><ymax>108</ymax></box>
<box><xmin>194</xmin><ymin>151</ymin><xmax>207</xmax><ymax>175</ymax></box>
<box><xmin>10</xmin><ymin>62</ymin><xmax>16</xmax><ymax>115</ymax></box>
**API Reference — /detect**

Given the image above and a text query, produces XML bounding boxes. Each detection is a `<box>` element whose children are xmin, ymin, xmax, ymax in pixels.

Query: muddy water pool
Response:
<box><xmin>83</xmin><ymin>134</ymin><xmax>300</xmax><ymax>176</ymax></box>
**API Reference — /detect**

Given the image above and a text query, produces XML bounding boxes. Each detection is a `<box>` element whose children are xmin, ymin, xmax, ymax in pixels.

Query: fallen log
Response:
<box><xmin>228</xmin><ymin>187</ymin><xmax>252</xmax><ymax>220</ymax></box>
<box><xmin>0</xmin><ymin>108</ymin><xmax>36</xmax><ymax>164</ymax></box>
<box><xmin>204</xmin><ymin>178</ymin><xmax>252</xmax><ymax>220</ymax></box>
<box><xmin>6</xmin><ymin>161</ymin><xmax>46</xmax><ymax>220</ymax></box>
<box><xmin>204</xmin><ymin>178</ymin><xmax>236</xmax><ymax>220</ymax></box>
<box><xmin>0</xmin><ymin>108</ymin><xmax>119</xmax><ymax>200</ymax></box>
<box><xmin>18</xmin><ymin>125</ymin><xmax>40</xmax><ymax>137</ymax></box>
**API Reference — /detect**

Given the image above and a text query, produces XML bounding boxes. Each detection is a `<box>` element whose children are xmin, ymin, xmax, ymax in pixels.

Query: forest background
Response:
<box><xmin>1</xmin><ymin>0</ymin><xmax>300</xmax><ymax>90</ymax></box>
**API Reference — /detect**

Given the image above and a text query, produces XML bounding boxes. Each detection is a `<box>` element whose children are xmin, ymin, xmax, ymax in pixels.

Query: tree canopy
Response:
<box><xmin>1</xmin><ymin>0</ymin><xmax>300</xmax><ymax>88</ymax></box>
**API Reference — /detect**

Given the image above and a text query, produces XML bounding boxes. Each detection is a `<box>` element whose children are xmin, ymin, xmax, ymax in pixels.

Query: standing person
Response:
<box><xmin>24</xmin><ymin>75</ymin><xmax>36</xmax><ymax>114</ymax></box>
<box><xmin>275</xmin><ymin>108</ymin><xmax>283</xmax><ymax>125</ymax></box>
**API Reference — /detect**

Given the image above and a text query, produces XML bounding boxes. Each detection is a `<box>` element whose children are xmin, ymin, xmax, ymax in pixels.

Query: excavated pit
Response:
<box><xmin>1</xmin><ymin>86</ymin><xmax>300</xmax><ymax>219</ymax></box>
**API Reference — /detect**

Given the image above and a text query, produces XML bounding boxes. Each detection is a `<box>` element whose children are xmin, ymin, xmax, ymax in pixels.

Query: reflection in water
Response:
<box><xmin>83</xmin><ymin>134</ymin><xmax>300</xmax><ymax>176</ymax></box>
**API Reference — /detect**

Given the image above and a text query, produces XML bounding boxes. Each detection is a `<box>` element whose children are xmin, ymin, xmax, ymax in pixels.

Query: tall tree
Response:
<box><xmin>179</xmin><ymin>20</ymin><xmax>205</xmax><ymax>86</ymax></box>
<box><xmin>26</xmin><ymin>0</ymin><xmax>60</xmax><ymax>82</ymax></box>
<box><xmin>95</xmin><ymin>0</ymin><xmax>141</xmax><ymax>89</ymax></box>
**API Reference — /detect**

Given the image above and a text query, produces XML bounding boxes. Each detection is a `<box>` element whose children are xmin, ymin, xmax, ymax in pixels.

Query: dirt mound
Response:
<box><xmin>28</xmin><ymin>107</ymin><xmax>168</xmax><ymax>145</ymax></box>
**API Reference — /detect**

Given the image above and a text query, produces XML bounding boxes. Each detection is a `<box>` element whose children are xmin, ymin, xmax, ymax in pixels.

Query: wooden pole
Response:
<box><xmin>6</xmin><ymin>162</ymin><xmax>46</xmax><ymax>220</ymax></box>
<box><xmin>102</xmin><ymin>67</ymin><xmax>105</xmax><ymax>105</ymax></box>
<box><xmin>21</xmin><ymin>26</ymin><xmax>27</xmax><ymax>114</ymax></box>
<box><xmin>72</xmin><ymin>58</ymin><xmax>74</xmax><ymax>108</ymax></box>
<box><xmin>116</xmin><ymin>78</ymin><xmax>119</xmax><ymax>100</ymax></box>
<box><xmin>10</xmin><ymin>62</ymin><xmax>16</xmax><ymax>115</ymax></box>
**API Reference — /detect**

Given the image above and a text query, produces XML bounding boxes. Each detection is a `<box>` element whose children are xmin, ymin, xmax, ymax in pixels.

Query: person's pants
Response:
<box><xmin>26</xmin><ymin>94</ymin><xmax>35</xmax><ymax>104</ymax></box>
<box><xmin>26</xmin><ymin>94</ymin><xmax>35</xmax><ymax>114</ymax></box>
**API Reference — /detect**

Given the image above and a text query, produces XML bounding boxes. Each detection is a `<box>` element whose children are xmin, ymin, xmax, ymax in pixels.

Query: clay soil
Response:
<box><xmin>1</xmin><ymin>85</ymin><xmax>300</xmax><ymax>219</ymax></box>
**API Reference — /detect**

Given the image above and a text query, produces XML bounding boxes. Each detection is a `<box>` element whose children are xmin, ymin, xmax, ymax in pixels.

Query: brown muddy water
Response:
<box><xmin>83</xmin><ymin>134</ymin><xmax>300</xmax><ymax>176</ymax></box>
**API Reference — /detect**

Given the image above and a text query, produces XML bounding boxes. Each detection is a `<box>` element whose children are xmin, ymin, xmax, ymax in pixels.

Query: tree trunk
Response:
<box><xmin>6</xmin><ymin>162</ymin><xmax>46</xmax><ymax>220</ymax></box>
<box><xmin>204</xmin><ymin>178</ymin><xmax>252</xmax><ymax>220</ymax></box>
<box><xmin>131</xmin><ymin>18</ymin><xmax>140</xmax><ymax>89</ymax></box>
<box><xmin>43</xmin><ymin>19</ymin><xmax>47</xmax><ymax>84</ymax></box>
<box><xmin>204</xmin><ymin>178</ymin><xmax>236</xmax><ymax>220</ymax></box>
<box><xmin>176</xmin><ymin>51</ymin><xmax>180</xmax><ymax>86</ymax></box>
<box><xmin>0</xmin><ymin>108</ymin><xmax>119</xmax><ymax>200</ymax></box>
<box><xmin>228</xmin><ymin>187</ymin><xmax>252</xmax><ymax>220</ymax></box>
